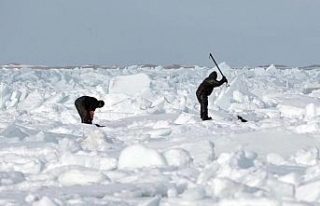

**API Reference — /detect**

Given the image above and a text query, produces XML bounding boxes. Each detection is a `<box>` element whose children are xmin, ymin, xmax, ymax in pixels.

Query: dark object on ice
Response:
<box><xmin>237</xmin><ymin>115</ymin><xmax>248</xmax><ymax>122</ymax></box>
<box><xmin>95</xmin><ymin>124</ymin><xmax>105</xmax><ymax>127</ymax></box>
<box><xmin>75</xmin><ymin>96</ymin><xmax>104</xmax><ymax>124</ymax></box>
<box><xmin>196</xmin><ymin>71</ymin><xmax>227</xmax><ymax>121</ymax></box>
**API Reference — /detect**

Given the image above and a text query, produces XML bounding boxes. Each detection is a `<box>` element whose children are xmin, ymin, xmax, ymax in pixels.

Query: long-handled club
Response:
<box><xmin>209</xmin><ymin>53</ymin><xmax>229</xmax><ymax>87</ymax></box>
<box><xmin>209</xmin><ymin>53</ymin><xmax>248</xmax><ymax>122</ymax></box>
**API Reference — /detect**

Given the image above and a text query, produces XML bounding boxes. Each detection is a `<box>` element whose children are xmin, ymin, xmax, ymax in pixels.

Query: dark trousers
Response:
<box><xmin>196</xmin><ymin>93</ymin><xmax>209</xmax><ymax>119</ymax></box>
<box><xmin>75</xmin><ymin>99</ymin><xmax>92</xmax><ymax>124</ymax></box>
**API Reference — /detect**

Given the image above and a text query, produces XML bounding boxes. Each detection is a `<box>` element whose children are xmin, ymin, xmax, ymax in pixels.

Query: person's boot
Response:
<box><xmin>202</xmin><ymin>116</ymin><xmax>212</xmax><ymax>121</ymax></box>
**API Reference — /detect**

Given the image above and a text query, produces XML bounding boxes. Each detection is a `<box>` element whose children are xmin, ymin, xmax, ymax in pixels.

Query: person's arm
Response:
<box><xmin>86</xmin><ymin>98</ymin><xmax>99</xmax><ymax>118</ymax></box>
<box><xmin>205</xmin><ymin>76</ymin><xmax>227</xmax><ymax>87</ymax></box>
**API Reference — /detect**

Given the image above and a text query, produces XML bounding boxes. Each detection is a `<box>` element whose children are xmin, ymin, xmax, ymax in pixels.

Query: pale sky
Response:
<box><xmin>1</xmin><ymin>0</ymin><xmax>320</xmax><ymax>67</ymax></box>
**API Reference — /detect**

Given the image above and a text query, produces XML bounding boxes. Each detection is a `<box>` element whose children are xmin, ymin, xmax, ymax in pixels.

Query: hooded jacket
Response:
<box><xmin>76</xmin><ymin>96</ymin><xmax>103</xmax><ymax>111</ymax></box>
<box><xmin>196</xmin><ymin>72</ymin><xmax>225</xmax><ymax>97</ymax></box>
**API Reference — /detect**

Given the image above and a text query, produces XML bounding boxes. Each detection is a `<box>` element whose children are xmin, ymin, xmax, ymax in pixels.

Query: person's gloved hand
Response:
<box><xmin>89</xmin><ymin>111</ymin><xmax>94</xmax><ymax>120</ymax></box>
<box><xmin>222</xmin><ymin>76</ymin><xmax>228</xmax><ymax>83</ymax></box>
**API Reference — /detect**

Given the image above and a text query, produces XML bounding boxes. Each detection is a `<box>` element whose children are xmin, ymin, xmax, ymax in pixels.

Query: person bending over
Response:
<box><xmin>196</xmin><ymin>71</ymin><xmax>227</xmax><ymax>121</ymax></box>
<box><xmin>75</xmin><ymin>96</ymin><xmax>105</xmax><ymax>124</ymax></box>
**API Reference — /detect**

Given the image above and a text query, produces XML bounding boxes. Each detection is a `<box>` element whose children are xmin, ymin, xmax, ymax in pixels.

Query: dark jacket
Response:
<box><xmin>196</xmin><ymin>72</ymin><xmax>226</xmax><ymax>97</ymax></box>
<box><xmin>76</xmin><ymin>96</ymin><xmax>101</xmax><ymax>111</ymax></box>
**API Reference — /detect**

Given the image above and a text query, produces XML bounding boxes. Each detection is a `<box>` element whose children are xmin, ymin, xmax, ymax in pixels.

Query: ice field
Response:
<box><xmin>1</xmin><ymin>63</ymin><xmax>320</xmax><ymax>205</ymax></box>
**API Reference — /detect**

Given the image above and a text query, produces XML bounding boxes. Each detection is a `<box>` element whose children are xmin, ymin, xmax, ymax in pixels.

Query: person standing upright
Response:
<box><xmin>196</xmin><ymin>71</ymin><xmax>227</xmax><ymax>121</ymax></box>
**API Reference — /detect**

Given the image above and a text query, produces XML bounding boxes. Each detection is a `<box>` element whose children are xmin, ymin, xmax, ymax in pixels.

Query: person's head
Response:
<box><xmin>209</xmin><ymin>71</ymin><xmax>217</xmax><ymax>79</ymax></box>
<box><xmin>98</xmin><ymin>100</ymin><xmax>105</xmax><ymax>108</ymax></box>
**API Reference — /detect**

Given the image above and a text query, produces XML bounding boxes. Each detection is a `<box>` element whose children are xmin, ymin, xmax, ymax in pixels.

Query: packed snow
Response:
<box><xmin>1</xmin><ymin>63</ymin><xmax>320</xmax><ymax>205</ymax></box>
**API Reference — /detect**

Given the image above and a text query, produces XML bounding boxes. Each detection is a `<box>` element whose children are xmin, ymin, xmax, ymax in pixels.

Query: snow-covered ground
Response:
<box><xmin>1</xmin><ymin>63</ymin><xmax>320</xmax><ymax>205</ymax></box>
